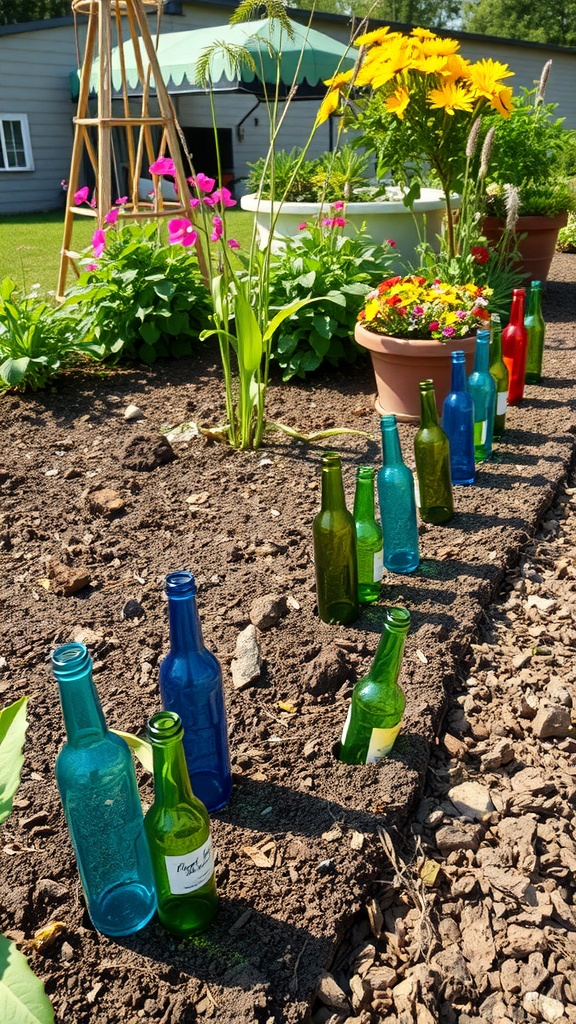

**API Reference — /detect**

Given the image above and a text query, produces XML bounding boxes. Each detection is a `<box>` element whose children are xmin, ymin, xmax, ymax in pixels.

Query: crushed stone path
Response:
<box><xmin>312</xmin><ymin>469</ymin><xmax>576</xmax><ymax>1023</ymax></box>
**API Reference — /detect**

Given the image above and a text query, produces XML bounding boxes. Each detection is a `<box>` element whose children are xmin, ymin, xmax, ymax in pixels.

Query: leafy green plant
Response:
<box><xmin>63</xmin><ymin>222</ymin><xmax>211</xmax><ymax>364</ymax></box>
<box><xmin>0</xmin><ymin>278</ymin><xmax>76</xmax><ymax>391</ymax></box>
<box><xmin>0</xmin><ymin>697</ymin><xmax>55</xmax><ymax>1024</ymax></box>
<box><xmin>247</xmin><ymin>145</ymin><xmax>379</xmax><ymax>204</ymax></box>
<box><xmin>246</xmin><ymin>147</ymin><xmax>322</xmax><ymax>202</ymax></box>
<box><xmin>557</xmin><ymin>212</ymin><xmax>576</xmax><ymax>252</ymax></box>
<box><xmin>267</xmin><ymin>216</ymin><xmax>395</xmax><ymax>379</ymax></box>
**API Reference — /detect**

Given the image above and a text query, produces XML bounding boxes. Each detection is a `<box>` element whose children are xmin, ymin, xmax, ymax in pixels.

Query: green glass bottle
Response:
<box><xmin>353</xmin><ymin>466</ymin><xmax>383</xmax><ymax>605</ymax></box>
<box><xmin>414</xmin><ymin>380</ymin><xmax>453</xmax><ymax>524</ymax></box>
<box><xmin>339</xmin><ymin>606</ymin><xmax>410</xmax><ymax>765</ymax></box>
<box><xmin>489</xmin><ymin>313</ymin><xmax>509</xmax><ymax>440</ymax></box>
<box><xmin>144</xmin><ymin>711</ymin><xmax>218</xmax><ymax>937</ymax></box>
<box><xmin>313</xmin><ymin>452</ymin><xmax>359</xmax><ymax>625</ymax></box>
<box><xmin>524</xmin><ymin>280</ymin><xmax>546</xmax><ymax>384</ymax></box>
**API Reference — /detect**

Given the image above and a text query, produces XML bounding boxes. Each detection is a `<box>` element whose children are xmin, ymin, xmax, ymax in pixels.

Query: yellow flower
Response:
<box><xmin>356</xmin><ymin>41</ymin><xmax>408</xmax><ymax>89</ymax></box>
<box><xmin>428</xmin><ymin>82</ymin><xmax>475</xmax><ymax>115</ymax></box>
<box><xmin>410</xmin><ymin>26</ymin><xmax>436</xmax><ymax>38</ymax></box>
<box><xmin>385</xmin><ymin>85</ymin><xmax>410</xmax><ymax>119</ymax></box>
<box><xmin>419</xmin><ymin>36</ymin><xmax>460</xmax><ymax>57</ymax></box>
<box><xmin>354</xmin><ymin>26</ymin><xmax>396</xmax><ymax>47</ymax></box>
<box><xmin>443</xmin><ymin>54</ymin><xmax>471</xmax><ymax>82</ymax></box>
<box><xmin>323</xmin><ymin>69</ymin><xmax>354</xmax><ymax>90</ymax></box>
<box><xmin>411</xmin><ymin>55</ymin><xmax>451</xmax><ymax>76</ymax></box>
<box><xmin>315</xmin><ymin>88</ymin><xmax>341</xmax><ymax>126</ymax></box>
<box><xmin>490</xmin><ymin>84</ymin><xmax>514</xmax><ymax>118</ymax></box>
<box><xmin>465</xmin><ymin>58</ymin><xmax>514</xmax><ymax>101</ymax></box>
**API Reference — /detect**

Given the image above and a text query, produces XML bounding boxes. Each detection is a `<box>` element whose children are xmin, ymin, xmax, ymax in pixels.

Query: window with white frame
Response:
<box><xmin>0</xmin><ymin>115</ymin><xmax>34</xmax><ymax>171</ymax></box>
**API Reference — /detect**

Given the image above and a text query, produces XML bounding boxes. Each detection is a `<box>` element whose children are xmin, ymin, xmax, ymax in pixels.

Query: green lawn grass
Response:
<box><xmin>0</xmin><ymin>209</ymin><xmax>256</xmax><ymax>300</ymax></box>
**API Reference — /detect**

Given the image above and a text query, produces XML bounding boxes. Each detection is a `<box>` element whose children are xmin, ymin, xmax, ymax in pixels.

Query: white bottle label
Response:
<box><xmin>165</xmin><ymin>835</ymin><xmax>214</xmax><ymax>895</ymax></box>
<box><xmin>497</xmin><ymin>391</ymin><xmax>508</xmax><ymax>416</ymax></box>
<box><xmin>413</xmin><ymin>473</ymin><xmax>421</xmax><ymax>509</ymax></box>
<box><xmin>366</xmin><ymin>723</ymin><xmax>403</xmax><ymax>763</ymax></box>
<box><xmin>373</xmin><ymin>548</ymin><xmax>384</xmax><ymax>583</ymax></box>
<box><xmin>341</xmin><ymin>706</ymin><xmax>351</xmax><ymax>745</ymax></box>
<box><xmin>479</xmin><ymin>420</ymin><xmax>488</xmax><ymax>443</ymax></box>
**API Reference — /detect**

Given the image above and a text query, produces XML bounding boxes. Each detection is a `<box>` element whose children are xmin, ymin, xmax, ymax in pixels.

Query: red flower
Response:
<box><xmin>471</xmin><ymin>246</ymin><xmax>489</xmax><ymax>265</ymax></box>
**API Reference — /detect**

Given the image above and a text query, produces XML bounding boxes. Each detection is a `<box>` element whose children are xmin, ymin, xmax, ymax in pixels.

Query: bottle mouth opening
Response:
<box><xmin>165</xmin><ymin>571</ymin><xmax>196</xmax><ymax>596</ymax></box>
<box><xmin>357</xmin><ymin>465</ymin><xmax>374</xmax><ymax>479</ymax></box>
<box><xmin>147</xmin><ymin>710</ymin><xmax>184</xmax><ymax>743</ymax></box>
<box><xmin>321</xmin><ymin>451</ymin><xmax>340</xmax><ymax>466</ymax></box>
<box><xmin>380</xmin><ymin>414</ymin><xmax>397</xmax><ymax>427</ymax></box>
<box><xmin>385</xmin><ymin>606</ymin><xmax>411</xmax><ymax>628</ymax></box>
<box><xmin>51</xmin><ymin>642</ymin><xmax>90</xmax><ymax>673</ymax></box>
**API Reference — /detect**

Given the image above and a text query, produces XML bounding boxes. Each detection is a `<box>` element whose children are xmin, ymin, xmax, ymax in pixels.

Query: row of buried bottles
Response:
<box><xmin>313</xmin><ymin>283</ymin><xmax>546</xmax><ymax>627</ymax></box>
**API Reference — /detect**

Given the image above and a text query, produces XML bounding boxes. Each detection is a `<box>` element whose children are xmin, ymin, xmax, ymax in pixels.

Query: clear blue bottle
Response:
<box><xmin>468</xmin><ymin>329</ymin><xmax>496</xmax><ymax>463</ymax></box>
<box><xmin>159</xmin><ymin>571</ymin><xmax>232</xmax><ymax>814</ymax></box>
<box><xmin>51</xmin><ymin>642</ymin><xmax>157</xmax><ymax>936</ymax></box>
<box><xmin>377</xmin><ymin>414</ymin><xmax>420</xmax><ymax>574</ymax></box>
<box><xmin>441</xmin><ymin>350</ymin><xmax>475</xmax><ymax>486</ymax></box>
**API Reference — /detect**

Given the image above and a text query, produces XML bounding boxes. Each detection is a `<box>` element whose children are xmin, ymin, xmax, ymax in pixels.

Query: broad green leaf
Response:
<box><xmin>112</xmin><ymin>731</ymin><xmax>153</xmax><ymax>774</ymax></box>
<box><xmin>311</xmin><ymin>315</ymin><xmax>332</xmax><ymax>339</ymax></box>
<box><xmin>234</xmin><ymin>286</ymin><xmax>263</xmax><ymax>375</ymax></box>
<box><xmin>139</xmin><ymin>322</ymin><xmax>160</xmax><ymax>345</ymax></box>
<box><xmin>0</xmin><ymin>357</ymin><xmax>30</xmax><ymax>386</ymax></box>
<box><xmin>0</xmin><ymin>697</ymin><xmax>29</xmax><ymax>826</ymax></box>
<box><xmin>153</xmin><ymin>280</ymin><xmax>175</xmax><ymax>300</ymax></box>
<box><xmin>138</xmin><ymin>343</ymin><xmax>158</xmax><ymax>365</ymax></box>
<box><xmin>0</xmin><ymin>934</ymin><xmax>55</xmax><ymax>1024</ymax></box>
<box><xmin>0</xmin><ymin>278</ymin><xmax>16</xmax><ymax>302</ymax></box>
<box><xmin>263</xmin><ymin>298</ymin><xmax>320</xmax><ymax>342</ymax></box>
<box><xmin>296</xmin><ymin>271</ymin><xmax>316</xmax><ymax>289</ymax></box>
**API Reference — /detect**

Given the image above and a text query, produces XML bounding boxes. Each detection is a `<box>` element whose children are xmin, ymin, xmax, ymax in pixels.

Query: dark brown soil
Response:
<box><xmin>1</xmin><ymin>254</ymin><xmax>575</xmax><ymax>1024</ymax></box>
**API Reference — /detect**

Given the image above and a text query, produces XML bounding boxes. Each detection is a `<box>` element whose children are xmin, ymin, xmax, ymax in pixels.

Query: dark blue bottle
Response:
<box><xmin>159</xmin><ymin>572</ymin><xmax>232</xmax><ymax>813</ymax></box>
<box><xmin>52</xmin><ymin>642</ymin><xmax>157</xmax><ymax>936</ymax></box>
<box><xmin>468</xmin><ymin>329</ymin><xmax>496</xmax><ymax>463</ymax></box>
<box><xmin>441</xmin><ymin>350</ymin><xmax>475</xmax><ymax>486</ymax></box>
<box><xmin>377</xmin><ymin>415</ymin><xmax>419</xmax><ymax>574</ymax></box>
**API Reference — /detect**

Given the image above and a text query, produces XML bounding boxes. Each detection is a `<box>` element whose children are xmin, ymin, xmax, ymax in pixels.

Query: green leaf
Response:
<box><xmin>139</xmin><ymin>322</ymin><xmax>160</xmax><ymax>345</ymax></box>
<box><xmin>112</xmin><ymin>730</ymin><xmax>153</xmax><ymax>774</ymax></box>
<box><xmin>0</xmin><ymin>935</ymin><xmax>55</xmax><ymax>1024</ymax></box>
<box><xmin>0</xmin><ymin>697</ymin><xmax>29</xmax><ymax>826</ymax></box>
<box><xmin>0</xmin><ymin>357</ymin><xmax>30</xmax><ymax>386</ymax></box>
<box><xmin>234</xmin><ymin>285</ymin><xmax>263</xmax><ymax>375</ymax></box>
<box><xmin>263</xmin><ymin>298</ymin><xmax>319</xmax><ymax>342</ymax></box>
<box><xmin>153</xmin><ymin>280</ymin><xmax>175</xmax><ymax>300</ymax></box>
<box><xmin>311</xmin><ymin>315</ymin><xmax>332</xmax><ymax>340</ymax></box>
<box><xmin>137</xmin><ymin>343</ymin><xmax>158</xmax><ymax>365</ymax></box>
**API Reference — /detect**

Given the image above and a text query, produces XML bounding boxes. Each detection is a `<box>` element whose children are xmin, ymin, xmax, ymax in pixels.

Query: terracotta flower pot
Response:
<box><xmin>355</xmin><ymin>323</ymin><xmax>477</xmax><ymax>423</ymax></box>
<box><xmin>482</xmin><ymin>212</ymin><xmax>568</xmax><ymax>284</ymax></box>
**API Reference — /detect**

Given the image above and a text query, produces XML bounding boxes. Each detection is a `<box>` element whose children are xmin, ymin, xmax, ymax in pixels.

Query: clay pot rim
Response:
<box><xmin>483</xmin><ymin>211</ymin><xmax>569</xmax><ymax>230</ymax></box>
<box><xmin>355</xmin><ymin>322</ymin><xmax>476</xmax><ymax>357</ymax></box>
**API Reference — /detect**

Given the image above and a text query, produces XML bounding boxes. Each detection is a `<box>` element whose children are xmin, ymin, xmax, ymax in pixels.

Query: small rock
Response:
<box><xmin>519</xmin><ymin>691</ymin><xmax>540</xmax><ymax>720</ymax></box>
<box><xmin>443</xmin><ymin>733</ymin><xmax>468</xmax><ymax>759</ymax></box>
<box><xmin>447</xmin><ymin>781</ymin><xmax>494</xmax><ymax>821</ymax></box>
<box><xmin>249</xmin><ymin>593</ymin><xmax>288</xmax><ymax>631</ymax></box>
<box><xmin>302</xmin><ymin>645</ymin><xmax>354</xmax><ymax>698</ymax></box>
<box><xmin>481</xmin><ymin>737</ymin><xmax>515</xmax><ymax>770</ymax></box>
<box><xmin>317</xmin><ymin>970</ymin><xmax>350</xmax><ymax>1012</ymax></box>
<box><xmin>46</xmin><ymin>559</ymin><xmax>91</xmax><ymax>596</ymax></box>
<box><xmin>526</xmin><ymin>595</ymin><xmax>558</xmax><ymax>613</ymax></box>
<box><xmin>122</xmin><ymin>432</ymin><xmax>176</xmax><ymax>472</ymax></box>
<box><xmin>435</xmin><ymin>822</ymin><xmax>485</xmax><ymax>855</ymax></box>
<box><xmin>231</xmin><ymin>624</ymin><xmax>262</xmax><ymax>690</ymax></box>
<box><xmin>60</xmin><ymin>941</ymin><xmax>74</xmax><ymax>962</ymax></box>
<box><xmin>519</xmin><ymin>952</ymin><xmax>549</xmax><ymax>992</ymax></box>
<box><xmin>88</xmin><ymin>488</ymin><xmax>125</xmax><ymax>516</ymax></box>
<box><xmin>122</xmin><ymin>599</ymin><xmax>145</xmax><ymax>621</ymax></box>
<box><xmin>504</xmin><ymin>925</ymin><xmax>547</xmax><ymax>958</ymax></box>
<box><xmin>124</xmin><ymin>404</ymin><xmax>144</xmax><ymax>421</ymax></box>
<box><xmin>522</xmin><ymin>992</ymin><xmax>564</xmax><ymax>1023</ymax></box>
<box><xmin>532</xmin><ymin>704</ymin><xmax>572</xmax><ymax>739</ymax></box>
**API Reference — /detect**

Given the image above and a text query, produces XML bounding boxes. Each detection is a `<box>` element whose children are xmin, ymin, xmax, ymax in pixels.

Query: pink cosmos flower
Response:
<box><xmin>74</xmin><ymin>186</ymin><xmax>90</xmax><ymax>205</ymax></box>
<box><xmin>195</xmin><ymin>173</ymin><xmax>215</xmax><ymax>192</ymax></box>
<box><xmin>429</xmin><ymin>320</ymin><xmax>440</xmax><ymax>332</ymax></box>
<box><xmin>92</xmin><ymin>229</ymin><xmax>106</xmax><ymax>258</ymax></box>
<box><xmin>298</xmin><ymin>221</ymin><xmax>308</xmax><ymax>230</ymax></box>
<box><xmin>212</xmin><ymin>187</ymin><xmax>237</xmax><ymax>208</ymax></box>
<box><xmin>168</xmin><ymin>218</ymin><xmax>198</xmax><ymax>247</ymax></box>
<box><xmin>227</xmin><ymin>238</ymin><xmax>240</xmax><ymax>250</ymax></box>
<box><xmin>386</xmin><ymin>238</ymin><xmax>397</xmax><ymax>247</ymax></box>
<box><xmin>443</xmin><ymin>326</ymin><xmax>456</xmax><ymax>337</ymax></box>
<box><xmin>333</xmin><ymin>200</ymin><xmax>345</xmax><ymax>210</ymax></box>
<box><xmin>104</xmin><ymin>207</ymin><xmax>119</xmax><ymax>225</ymax></box>
<box><xmin>149</xmin><ymin>157</ymin><xmax>176</xmax><ymax>176</ymax></box>
<box><xmin>115</xmin><ymin>195</ymin><xmax>128</xmax><ymax>205</ymax></box>
<box><xmin>210</xmin><ymin>216</ymin><xmax>223</xmax><ymax>242</ymax></box>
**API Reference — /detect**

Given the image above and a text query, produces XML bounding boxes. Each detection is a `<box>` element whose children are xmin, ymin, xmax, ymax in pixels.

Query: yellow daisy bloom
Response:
<box><xmin>420</xmin><ymin>36</ymin><xmax>461</xmax><ymax>57</ymax></box>
<box><xmin>315</xmin><ymin>88</ymin><xmax>341</xmax><ymax>126</ymax></box>
<box><xmin>490</xmin><ymin>84</ymin><xmax>514</xmax><ymax>118</ymax></box>
<box><xmin>465</xmin><ymin>58</ymin><xmax>514</xmax><ymax>100</ymax></box>
<box><xmin>411</xmin><ymin>26</ymin><xmax>436</xmax><ymax>38</ymax></box>
<box><xmin>323</xmin><ymin>69</ymin><xmax>354</xmax><ymax>90</ymax></box>
<box><xmin>386</xmin><ymin>85</ymin><xmax>410</xmax><ymax>119</ymax></box>
<box><xmin>354</xmin><ymin>26</ymin><xmax>400</xmax><ymax>47</ymax></box>
<box><xmin>443</xmin><ymin>54</ymin><xmax>471</xmax><ymax>81</ymax></box>
<box><xmin>428</xmin><ymin>81</ymin><xmax>475</xmax><ymax>115</ymax></box>
<box><xmin>411</xmin><ymin>55</ymin><xmax>451</xmax><ymax>76</ymax></box>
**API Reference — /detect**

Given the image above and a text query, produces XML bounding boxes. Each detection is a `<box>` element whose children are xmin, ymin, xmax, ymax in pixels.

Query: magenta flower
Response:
<box><xmin>332</xmin><ymin>216</ymin><xmax>347</xmax><ymax>227</ymax></box>
<box><xmin>210</xmin><ymin>216</ymin><xmax>223</xmax><ymax>242</ymax></box>
<box><xmin>168</xmin><ymin>218</ymin><xmax>198</xmax><ymax>247</ymax></box>
<box><xmin>86</xmin><ymin>262</ymin><xmax>98</xmax><ymax>272</ymax></box>
<box><xmin>202</xmin><ymin>195</ymin><xmax>216</xmax><ymax>207</ymax></box>
<box><xmin>412</xmin><ymin>305</ymin><xmax>424</xmax><ymax>317</ymax></box>
<box><xmin>442</xmin><ymin>326</ymin><xmax>456</xmax><ymax>337</ymax></box>
<box><xmin>104</xmin><ymin>207</ymin><xmax>119</xmax><ymax>225</ymax></box>
<box><xmin>74</xmin><ymin>186</ymin><xmax>90</xmax><ymax>205</ymax></box>
<box><xmin>227</xmin><ymin>238</ymin><xmax>240</xmax><ymax>250</ymax></box>
<box><xmin>92</xmin><ymin>229</ymin><xmax>106</xmax><ymax>258</ymax></box>
<box><xmin>190</xmin><ymin>196</ymin><xmax>200</xmax><ymax>208</ymax></box>
<box><xmin>429</xmin><ymin>320</ymin><xmax>440</xmax><ymax>332</ymax></box>
<box><xmin>195</xmin><ymin>173</ymin><xmax>216</xmax><ymax>192</ymax></box>
<box><xmin>456</xmin><ymin>310</ymin><xmax>467</xmax><ymax>319</ymax></box>
<box><xmin>333</xmin><ymin>200</ymin><xmax>345</xmax><ymax>210</ymax></box>
<box><xmin>149</xmin><ymin>157</ymin><xmax>176</xmax><ymax>176</ymax></box>
<box><xmin>115</xmin><ymin>195</ymin><xmax>128</xmax><ymax>205</ymax></box>
<box><xmin>321</xmin><ymin>217</ymin><xmax>333</xmax><ymax>227</ymax></box>
<box><xmin>212</xmin><ymin>187</ymin><xmax>236</xmax><ymax>208</ymax></box>
<box><xmin>298</xmin><ymin>221</ymin><xmax>308</xmax><ymax>230</ymax></box>
<box><xmin>386</xmin><ymin>238</ymin><xmax>397</xmax><ymax>247</ymax></box>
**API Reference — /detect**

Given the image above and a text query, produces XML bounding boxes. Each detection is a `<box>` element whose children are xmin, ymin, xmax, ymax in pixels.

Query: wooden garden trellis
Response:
<box><xmin>57</xmin><ymin>0</ymin><xmax>197</xmax><ymax>299</ymax></box>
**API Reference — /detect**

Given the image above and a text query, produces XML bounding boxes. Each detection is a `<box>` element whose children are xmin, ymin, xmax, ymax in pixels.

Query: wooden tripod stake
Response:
<box><xmin>58</xmin><ymin>0</ymin><xmax>200</xmax><ymax>298</ymax></box>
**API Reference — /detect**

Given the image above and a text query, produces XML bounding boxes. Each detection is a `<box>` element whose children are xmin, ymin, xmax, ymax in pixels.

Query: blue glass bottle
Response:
<box><xmin>51</xmin><ymin>642</ymin><xmax>156</xmax><ymax>936</ymax></box>
<box><xmin>377</xmin><ymin>414</ymin><xmax>419</xmax><ymax>574</ymax></box>
<box><xmin>468</xmin><ymin>329</ymin><xmax>496</xmax><ymax>463</ymax></box>
<box><xmin>441</xmin><ymin>351</ymin><xmax>475</xmax><ymax>486</ymax></box>
<box><xmin>159</xmin><ymin>571</ymin><xmax>232</xmax><ymax>814</ymax></box>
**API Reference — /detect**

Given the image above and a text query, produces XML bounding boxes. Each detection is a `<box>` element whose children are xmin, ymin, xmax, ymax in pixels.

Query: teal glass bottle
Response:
<box><xmin>339</xmin><ymin>606</ymin><xmax>410</xmax><ymax>765</ymax></box>
<box><xmin>159</xmin><ymin>572</ymin><xmax>232</xmax><ymax>815</ymax></box>
<box><xmin>313</xmin><ymin>452</ymin><xmax>359</xmax><ymax>624</ymax></box>
<box><xmin>51</xmin><ymin>642</ymin><xmax>156</xmax><ymax>936</ymax></box>
<box><xmin>489</xmin><ymin>313</ymin><xmax>509</xmax><ymax>440</ymax></box>
<box><xmin>414</xmin><ymin>379</ymin><xmax>453</xmax><ymax>523</ymax></box>
<box><xmin>441</xmin><ymin>351</ymin><xmax>475</xmax><ymax>486</ymax></box>
<box><xmin>144</xmin><ymin>711</ymin><xmax>218</xmax><ymax>937</ymax></box>
<box><xmin>524</xmin><ymin>280</ymin><xmax>546</xmax><ymax>384</ymax></box>
<box><xmin>377</xmin><ymin>415</ymin><xmax>419</xmax><ymax>574</ymax></box>
<box><xmin>353</xmin><ymin>466</ymin><xmax>383</xmax><ymax>604</ymax></box>
<box><xmin>468</xmin><ymin>330</ymin><xmax>496</xmax><ymax>462</ymax></box>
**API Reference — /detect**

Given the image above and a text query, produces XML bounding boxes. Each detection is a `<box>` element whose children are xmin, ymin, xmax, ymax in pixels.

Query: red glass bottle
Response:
<box><xmin>502</xmin><ymin>289</ymin><xmax>528</xmax><ymax>405</ymax></box>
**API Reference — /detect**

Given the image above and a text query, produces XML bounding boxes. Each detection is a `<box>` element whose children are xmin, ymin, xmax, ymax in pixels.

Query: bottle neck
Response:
<box><xmin>151</xmin><ymin>737</ymin><xmax>195</xmax><ymax>808</ymax></box>
<box><xmin>419</xmin><ymin>387</ymin><xmax>438</xmax><ymax>426</ymax></box>
<box><xmin>168</xmin><ymin>592</ymin><xmax>205</xmax><ymax>655</ymax></box>
<box><xmin>490</xmin><ymin>321</ymin><xmax>503</xmax><ymax>363</ymax></box>
<box><xmin>509</xmin><ymin>291</ymin><xmax>526</xmax><ymax>325</ymax></box>
<box><xmin>474</xmin><ymin>340</ymin><xmax>490</xmax><ymax>374</ymax></box>
<box><xmin>354</xmin><ymin>471</ymin><xmax>375</xmax><ymax>521</ymax></box>
<box><xmin>526</xmin><ymin>286</ymin><xmax>541</xmax><ymax>317</ymax></box>
<box><xmin>451</xmin><ymin>358</ymin><xmax>467</xmax><ymax>392</ymax></box>
<box><xmin>380</xmin><ymin>422</ymin><xmax>404</xmax><ymax>466</ymax></box>
<box><xmin>368</xmin><ymin>620</ymin><xmax>409</xmax><ymax>686</ymax></box>
<box><xmin>321</xmin><ymin>461</ymin><xmax>346</xmax><ymax>511</ymax></box>
<box><xmin>52</xmin><ymin>646</ymin><xmax>107</xmax><ymax>747</ymax></box>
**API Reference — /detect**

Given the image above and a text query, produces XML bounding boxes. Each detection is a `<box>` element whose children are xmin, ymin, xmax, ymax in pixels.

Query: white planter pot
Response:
<box><xmin>240</xmin><ymin>188</ymin><xmax>455</xmax><ymax>270</ymax></box>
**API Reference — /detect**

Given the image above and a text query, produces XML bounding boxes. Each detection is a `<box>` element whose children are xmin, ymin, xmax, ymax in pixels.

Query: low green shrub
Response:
<box><xmin>557</xmin><ymin>211</ymin><xmax>576</xmax><ymax>252</ymax></box>
<box><xmin>0</xmin><ymin>278</ymin><xmax>77</xmax><ymax>391</ymax></box>
<box><xmin>246</xmin><ymin>144</ymin><xmax>374</xmax><ymax>203</ymax></box>
<box><xmin>63</xmin><ymin>222</ymin><xmax>211</xmax><ymax>364</ymax></box>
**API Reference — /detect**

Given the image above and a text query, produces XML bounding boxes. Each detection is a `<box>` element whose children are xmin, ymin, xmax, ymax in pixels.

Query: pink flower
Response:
<box><xmin>429</xmin><ymin>320</ymin><xmax>440</xmax><ymax>332</ymax></box>
<box><xmin>212</xmin><ymin>187</ymin><xmax>237</xmax><ymax>208</ymax></box>
<box><xmin>333</xmin><ymin>200</ymin><xmax>345</xmax><ymax>210</ymax></box>
<box><xmin>90</xmin><ymin>195</ymin><xmax>97</xmax><ymax>208</ymax></box>
<box><xmin>104</xmin><ymin>207</ymin><xmax>119</xmax><ymax>225</ymax></box>
<box><xmin>412</xmin><ymin>306</ymin><xmax>424</xmax><ymax>317</ymax></box>
<box><xmin>227</xmin><ymin>238</ymin><xmax>240</xmax><ymax>249</ymax></box>
<box><xmin>202</xmin><ymin>196</ymin><xmax>216</xmax><ymax>206</ymax></box>
<box><xmin>456</xmin><ymin>310</ymin><xmax>467</xmax><ymax>319</ymax></box>
<box><xmin>210</xmin><ymin>216</ymin><xmax>223</xmax><ymax>242</ymax></box>
<box><xmin>115</xmin><ymin>195</ymin><xmax>128</xmax><ymax>205</ymax></box>
<box><xmin>190</xmin><ymin>196</ymin><xmax>200</xmax><ymax>208</ymax></box>
<box><xmin>149</xmin><ymin>157</ymin><xmax>176</xmax><ymax>176</ymax></box>
<box><xmin>168</xmin><ymin>218</ymin><xmax>198</xmax><ymax>247</ymax></box>
<box><xmin>321</xmin><ymin>217</ymin><xmax>333</xmax><ymax>227</ymax></box>
<box><xmin>386</xmin><ymin>238</ymin><xmax>397</xmax><ymax>247</ymax></box>
<box><xmin>332</xmin><ymin>216</ymin><xmax>347</xmax><ymax>227</ymax></box>
<box><xmin>195</xmin><ymin>173</ymin><xmax>215</xmax><ymax>192</ymax></box>
<box><xmin>86</xmin><ymin>262</ymin><xmax>98</xmax><ymax>272</ymax></box>
<box><xmin>74</xmin><ymin>186</ymin><xmax>90</xmax><ymax>205</ymax></box>
<box><xmin>92</xmin><ymin>228</ymin><xmax>106</xmax><ymax>258</ymax></box>
<box><xmin>442</xmin><ymin>326</ymin><xmax>456</xmax><ymax>337</ymax></box>
<box><xmin>298</xmin><ymin>221</ymin><xmax>308</xmax><ymax>230</ymax></box>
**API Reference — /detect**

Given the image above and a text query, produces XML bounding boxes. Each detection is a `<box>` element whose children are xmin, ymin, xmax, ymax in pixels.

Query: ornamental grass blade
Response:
<box><xmin>0</xmin><ymin>697</ymin><xmax>29</xmax><ymax>826</ymax></box>
<box><xmin>0</xmin><ymin>934</ymin><xmax>55</xmax><ymax>1024</ymax></box>
<box><xmin>234</xmin><ymin>286</ymin><xmax>263</xmax><ymax>375</ymax></box>
<box><xmin>112</xmin><ymin>730</ymin><xmax>153</xmax><ymax>774</ymax></box>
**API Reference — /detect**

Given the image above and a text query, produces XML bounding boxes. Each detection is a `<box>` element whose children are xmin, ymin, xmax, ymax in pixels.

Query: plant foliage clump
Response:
<box><xmin>0</xmin><ymin>278</ymin><xmax>77</xmax><ymax>391</ymax></box>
